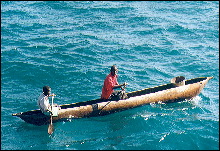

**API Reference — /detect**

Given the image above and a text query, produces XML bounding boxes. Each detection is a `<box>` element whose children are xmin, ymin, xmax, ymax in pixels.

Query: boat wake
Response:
<box><xmin>133</xmin><ymin>95</ymin><xmax>203</xmax><ymax>121</ymax></box>
<box><xmin>186</xmin><ymin>96</ymin><xmax>202</xmax><ymax>106</ymax></box>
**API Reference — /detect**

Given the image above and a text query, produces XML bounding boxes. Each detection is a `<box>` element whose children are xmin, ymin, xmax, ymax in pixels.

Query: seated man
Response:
<box><xmin>38</xmin><ymin>86</ymin><xmax>58</xmax><ymax>115</ymax></box>
<box><xmin>101</xmin><ymin>65</ymin><xmax>128</xmax><ymax>101</ymax></box>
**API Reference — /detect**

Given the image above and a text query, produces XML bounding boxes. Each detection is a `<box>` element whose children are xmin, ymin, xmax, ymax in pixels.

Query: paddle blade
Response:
<box><xmin>48</xmin><ymin>123</ymin><xmax>54</xmax><ymax>135</ymax></box>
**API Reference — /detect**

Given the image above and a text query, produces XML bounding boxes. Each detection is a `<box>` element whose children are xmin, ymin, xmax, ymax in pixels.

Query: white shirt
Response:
<box><xmin>38</xmin><ymin>93</ymin><xmax>51</xmax><ymax>113</ymax></box>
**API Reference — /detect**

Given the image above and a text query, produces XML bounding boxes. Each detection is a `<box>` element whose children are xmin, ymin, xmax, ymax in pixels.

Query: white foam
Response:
<box><xmin>188</xmin><ymin>96</ymin><xmax>202</xmax><ymax>106</ymax></box>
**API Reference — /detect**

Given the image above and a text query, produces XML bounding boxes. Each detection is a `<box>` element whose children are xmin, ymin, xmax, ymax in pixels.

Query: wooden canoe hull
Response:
<box><xmin>12</xmin><ymin>77</ymin><xmax>213</xmax><ymax>126</ymax></box>
<box><xmin>55</xmin><ymin>77</ymin><xmax>212</xmax><ymax>119</ymax></box>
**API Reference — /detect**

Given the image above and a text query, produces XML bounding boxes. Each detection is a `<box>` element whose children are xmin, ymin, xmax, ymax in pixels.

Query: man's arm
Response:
<box><xmin>113</xmin><ymin>82</ymin><xmax>128</xmax><ymax>89</ymax></box>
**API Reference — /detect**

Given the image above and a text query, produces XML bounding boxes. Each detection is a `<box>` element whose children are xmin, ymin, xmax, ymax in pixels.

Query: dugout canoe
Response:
<box><xmin>12</xmin><ymin>77</ymin><xmax>213</xmax><ymax>126</ymax></box>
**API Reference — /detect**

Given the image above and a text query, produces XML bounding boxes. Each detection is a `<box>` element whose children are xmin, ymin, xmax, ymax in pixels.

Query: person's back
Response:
<box><xmin>38</xmin><ymin>92</ymin><xmax>50</xmax><ymax>112</ymax></box>
<box><xmin>38</xmin><ymin>86</ymin><xmax>51</xmax><ymax>115</ymax></box>
<box><xmin>101</xmin><ymin>71</ymin><xmax>118</xmax><ymax>99</ymax></box>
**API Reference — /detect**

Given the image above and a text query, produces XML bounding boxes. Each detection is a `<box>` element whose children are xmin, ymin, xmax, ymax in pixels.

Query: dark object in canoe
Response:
<box><xmin>12</xmin><ymin>77</ymin><xmax>213</xmax><ymax>126</ymax></box>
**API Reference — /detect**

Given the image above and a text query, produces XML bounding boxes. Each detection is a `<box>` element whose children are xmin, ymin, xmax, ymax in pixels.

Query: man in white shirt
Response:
<box><xmin>38</xmin><ymin>86</ymin><xmax>53</xmax><ymax>115</ymax></box>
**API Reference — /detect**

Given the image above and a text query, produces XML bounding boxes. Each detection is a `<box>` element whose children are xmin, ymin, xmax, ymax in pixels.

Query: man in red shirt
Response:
<box><xmin>101</xmin><ymin>65</ymin><xmax>127</xmax><ymax>100</ymax></box>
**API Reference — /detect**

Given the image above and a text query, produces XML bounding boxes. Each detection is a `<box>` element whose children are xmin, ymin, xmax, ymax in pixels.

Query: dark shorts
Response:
<box><xmin>109</xmin><ymin>90</ymin><xmax>128</xmax><ymax>101</ymax></box>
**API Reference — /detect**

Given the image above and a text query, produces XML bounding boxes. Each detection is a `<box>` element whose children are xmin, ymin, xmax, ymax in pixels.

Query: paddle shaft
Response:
<box><xmin>99</xmin><ymin>85</ymin><xmax>127</xmax><ymax>114</ymax></box>
<box><xmin>48</xmin><ymin>95</ymin><xmax>54</xmax><ymax>135</ymax></box>
<box><xmin>51</xmin><ymin>95</ymin><xmax>54</xmax><ymax>108</ymax></box>
<box><xmin>99</xmin><ymin>101</ymin><xmax>111</xmax><ymax>114</ymax></box>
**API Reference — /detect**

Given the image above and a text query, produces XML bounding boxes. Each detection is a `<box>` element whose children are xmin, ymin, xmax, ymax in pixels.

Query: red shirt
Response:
<box><xmin>101</xmin><ymin>73</ymin><xmax>119</xmax><ymax>99</ymax></box>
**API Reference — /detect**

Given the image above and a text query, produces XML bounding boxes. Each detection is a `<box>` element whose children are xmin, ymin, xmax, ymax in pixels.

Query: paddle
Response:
<box><xmin>48</xmin><ymin>95</ymin><xmax>54</xmax><ymax>135</ymax></box>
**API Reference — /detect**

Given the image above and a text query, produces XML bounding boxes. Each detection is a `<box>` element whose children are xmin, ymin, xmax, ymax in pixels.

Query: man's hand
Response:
<box><xmin>120</xmin><ymin>82</ymin><xmax>128</xmax><ymax>90</ymax></box>
<box><xmin>123</xmin><ymin>82</ymin><xmax>128</xmax><ymax>86</ymax></box>
<box><xmin>49</xmin><ymin>93</ymin><xmax>56</xmax><ymax>97</ymax></box>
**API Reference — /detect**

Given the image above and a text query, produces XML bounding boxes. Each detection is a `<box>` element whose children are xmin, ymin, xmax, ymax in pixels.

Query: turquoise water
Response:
<box><xmin>1</xmin><ymin>1</ymin><xmax>219</xmax><ymax>150</ymax></box>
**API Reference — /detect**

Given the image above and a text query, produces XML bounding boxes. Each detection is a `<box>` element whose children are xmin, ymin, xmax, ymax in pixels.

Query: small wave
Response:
<box><xmin>166</xmin><ymin>24</ymin><xmax>195</xmax><ymax>34</ymax></box>
<box><xmin>187</xmin><ymin>96</ymin><xmax>201</xmax><ymax>106</ymax></box>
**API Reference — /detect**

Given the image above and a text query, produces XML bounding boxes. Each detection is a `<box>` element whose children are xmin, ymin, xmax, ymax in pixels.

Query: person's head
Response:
<box><xmin>43</xmin><ymin>86</ymin><xmax>51</xmax><ymax>96</ymax></box>
<box><xmin>110</xmin><ymin>65</ymin><xmax>118</xmax><ymax>76</ymax></box>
